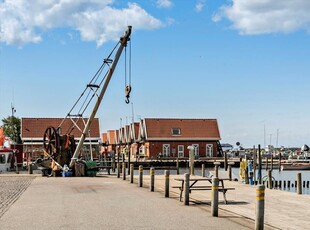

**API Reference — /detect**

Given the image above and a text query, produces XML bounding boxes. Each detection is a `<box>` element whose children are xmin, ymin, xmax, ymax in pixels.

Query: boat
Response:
<box><xmin>281</xmin><ymin>162</ymin><xmax>310</xmax><ymax>171</ymax></box>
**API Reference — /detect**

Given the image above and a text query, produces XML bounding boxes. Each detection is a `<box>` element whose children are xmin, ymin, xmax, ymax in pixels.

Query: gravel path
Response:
<box><xmin>0</xmin><ymin>176</ymin><xmax>35</xmax><ymax>218</ymax></box>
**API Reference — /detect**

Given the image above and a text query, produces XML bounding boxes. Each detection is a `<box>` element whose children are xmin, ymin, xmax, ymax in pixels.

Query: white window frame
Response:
<box><xmin>206</xmin><ymin>144</ymin><xmax>213</xmax><ymax>157</ymax></box>
<box><xmin>163</xmin><ymin>144</ymin><xmax>170</xmax><ymax>157</ymax></box>
<box><xmin>139</xmin><ymin>145</ymin><xmax>145</xmax><ymax>156</ymax></box>
<box><xmin>192</xmin><ymin>144</ymin><xmax>199</xmax><ymax>157</ymax></box>
<box><xmin>178</xmin><ymin>145</ymin><xmax>184</xmax><ymax>157</ymax></box>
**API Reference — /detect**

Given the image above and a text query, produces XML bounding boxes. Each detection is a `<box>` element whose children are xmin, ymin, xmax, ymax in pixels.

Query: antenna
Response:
<box><xmin>11</xmin><ymin>103</ymin><xmax>16</xmax><ymax>117</ymax></box>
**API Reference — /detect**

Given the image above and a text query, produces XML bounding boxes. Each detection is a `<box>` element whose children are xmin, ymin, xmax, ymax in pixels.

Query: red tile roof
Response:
<box><xmin>144</xmin><ymin>118</ymin><xmax>220</xmax><ymax>140</ymax></box>
<box><xmin>21</xmin><ymin>118</ymin><xmax>100</xmax><ymax>139</ymax></box>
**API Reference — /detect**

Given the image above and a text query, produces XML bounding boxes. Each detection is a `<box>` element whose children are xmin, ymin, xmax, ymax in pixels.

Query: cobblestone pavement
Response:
<box><xmin>0</xmin><ymin>176</ymin><xmax>35</xmax><ymax>218</ymax></box>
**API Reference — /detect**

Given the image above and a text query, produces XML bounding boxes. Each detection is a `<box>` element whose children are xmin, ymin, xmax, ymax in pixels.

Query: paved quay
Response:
<box><xmin>0</xmin><ymin>172</ymin><xmax>249</xmax><ymax>230</ymax></box>
<box><xmin>1</xmin><ymin>170</ymin><xmax>310</xmax><ymax>229</ymax></box>
<box><xmin>146</xmin><ymin>172</ymin><xmax>310</xmax><ymax>230</ymax></box>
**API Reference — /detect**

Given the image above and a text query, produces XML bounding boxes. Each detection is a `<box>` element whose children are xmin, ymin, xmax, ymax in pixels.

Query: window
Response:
<box><xmin>171</xmin><ymin>128</ymin><xmax>181</xmax><ymax>135</ymax></box>
<box><xmin>178</xmin><ymin>145</ymin><xmax>184</xmax><ymax>157</ymax></box>
<box><xmin>193</xmin><ymin>144</ymin><xmax>199</xmax><ymax>157</ymax></box>
<box><xmin>206</xmin><ymin>144</ymin><xmax>213</xmax><ymax>157</ymax></box>
<box><xmin>163</xmin><ymin>144</ymin><xmax>170</xmax><ymax>157</ymax></box>
<box><xmin>139</xmin><ymin>146</ymin><xmax>145</xmax><ymax>156</ymax></box>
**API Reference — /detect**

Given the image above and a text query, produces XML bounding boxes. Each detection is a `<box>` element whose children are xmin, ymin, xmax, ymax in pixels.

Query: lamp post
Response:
<box><xmin>187</xmin><ymin>145</ymin><xmax>195</xmax><ymax>175</ymax></box>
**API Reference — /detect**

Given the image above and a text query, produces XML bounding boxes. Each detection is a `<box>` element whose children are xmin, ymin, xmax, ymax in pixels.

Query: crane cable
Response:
<box><xmin>125</xmin><ymin>38</ymin><xmax>132</xmax><ymax>104</ymax></box>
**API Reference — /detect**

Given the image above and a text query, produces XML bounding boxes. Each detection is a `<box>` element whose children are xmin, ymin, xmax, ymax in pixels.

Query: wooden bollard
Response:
<box><xmin>28</xmin><ymin>164</ymin><xmax>33</xmax><ymax>174</ymax></box>
<box><xmin>184</xmin><ymin>173</ymin><xmax>190</xmax><ymax>206</ymax></box>
<box><xmin>278</xmin><ymin>152</ymin><xmax>282</xmax><ymax>172</ymax></box>
<box><xmin>112</xmin><ymin>155</ymin><xmax>116</xmax><ymax>172</ymax></box>
<box><xmin>122</xmin><ymin>162</ymin><xmax>126</xmax><ymax>180</ymax></box>
<box><xmin>279</xmin><ymin>180</ymin><xmax>282</xmax><ymax>188</ymax></box>
<box><xmin>271</xmin><ymin>155</ymin><xmax>273</xmax><ymax>171</ymax></box>
<box><xmin>130</xmin><ymin>164</ymin><xmax>134</xmax><ymax>183</ymax></box>
<box><xmin>127</xmin><ymin>155</ymin><xmax>131</xmax><ymax>175</ymax></box>
<box><xmin>228</xmin><ymin>162</ymin><xmax>235</xmax><ymax>181</ymax></box>
<box><xmin>244</xmin><ymin>168</ymin><xmax>249</xmax><ymax>184</ymax></box>
<box><xmin>283</xmin><ymin>180</ymin><xmax>286</xmax><ymax>188</ymax></box>
<box><xmin>202</xmin><ymin>164</ymin><xmax>205</xmax><ymax>177</ymax></box>
<box><xmin>211</xmin><ymin>177</ymin><xmax>219</xmax><ymax>217</ymax></box>
<box><xmin>268</xmin><ymin>170</ymin><xmax>272</xmax><ymax>189</ymax></box>
<box><xmin>138</xmin><ymin>165</ymin><xmax>143</xmax><ymax>187</ymax></box>
<box><xmin>307</xmin><ymin>181</ymin><xmax>309</xmax><ymax>188</ymax></box>
<box><xmin>265</xmin><ymin>157</ymin><xmax>268</xmax><ymax>171</ymax></box>
<box><xmin>288</xmin><ymin>181</ymin><xmax>291</xmax><ymax>188</ymax></box>
<box><xmin>303</xmin><ymin>181</ymin><xmax>305</xmax><ymax>188</ymax></box>
<box><xmin>165</xmin><ymin>170</ymin><xmax>170</xmax><ymax>198</ymax></box>
<box><xmin>297</xmin><ymin>173</ymin><xmax>302</xmax><ymax>195</ymax></box>
<box><xmin>274</xmin><ymin>180</ymin><xmax>278</xmax><ymax>188</ymax></box>
<box><xmin>255</xmin><ymin>185</ymin><xmax>265</xmax><ymax>230</ymax></box>
<box><xmin>117</xmin><ymin>162</ymin><xmax>120</xmax><ymax>178</ymax></box>
<box><xmin>224</xmin><ymin>151</ymin><xmax>228</xmax><ymax>171</ymax></box>
<box><xmin>14</xmin><ymin>156</ymin><xmax>19</xmax><ymax>174</ymax></box>
<box><xmin>150</xmin><ymin>167</ymin><xmax>155</xmax><ymax>192</ymax></box>
<box><xmin>176</xmin><ymin>158</ymin><xmax>179</xmax><ymax>175</ymax></box>
<box><xmin>214</xmin><ymin>162</ymin><xmax>220</xmax><ymax>177</ymax></box>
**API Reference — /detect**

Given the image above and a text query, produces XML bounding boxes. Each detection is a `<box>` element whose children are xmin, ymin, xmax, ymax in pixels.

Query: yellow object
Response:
<box><xmin>239</xmin><ymin>159</ymin><xmax>247</xmax><ymax>182</ymax></box>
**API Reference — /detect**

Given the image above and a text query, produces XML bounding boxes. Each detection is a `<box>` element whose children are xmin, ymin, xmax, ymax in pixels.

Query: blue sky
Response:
<box><xmin>1</xmin><ymin>0</ymin><xmax>310</xmax><ymax>148</ymax></box>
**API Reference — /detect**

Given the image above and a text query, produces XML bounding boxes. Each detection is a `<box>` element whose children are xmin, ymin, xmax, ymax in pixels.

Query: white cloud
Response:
<box><xmin>195</xmin><ymin>0</ymin><xmax>205</xmax><ymax>13</ymax></box>
<box><xmin>156</xmin><ymin>0</ymin><xmax>173</xmax><ymax>9</ymax></box>
<box><xmin>0</xmin><ymin>0</ymin><xmax>162</xmax><ymax>46</ymax></box>
<box><xmin>214</xmin><ymin>0</ymin><xmax>310</xmax><ymax>35</ymax></box>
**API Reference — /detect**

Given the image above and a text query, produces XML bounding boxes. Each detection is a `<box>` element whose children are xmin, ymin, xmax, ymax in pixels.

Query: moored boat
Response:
<box><xmin>281</xmin><ymin>163</ymin><xmax>310</xmax><ymax>171</ymax></box>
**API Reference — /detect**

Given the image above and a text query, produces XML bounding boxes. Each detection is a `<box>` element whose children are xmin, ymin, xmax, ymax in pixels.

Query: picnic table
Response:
<box><xmin>173</xmin><ymin>177</ymin><xmax>235</xmax><ymax>204</ymax></box>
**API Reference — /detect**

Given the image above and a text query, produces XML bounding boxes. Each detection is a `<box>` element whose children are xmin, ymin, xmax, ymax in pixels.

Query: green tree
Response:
<box><xmin>1</xmin><ymin>116</ymin><xmax>21</xmax><ymax>144</ymax></box>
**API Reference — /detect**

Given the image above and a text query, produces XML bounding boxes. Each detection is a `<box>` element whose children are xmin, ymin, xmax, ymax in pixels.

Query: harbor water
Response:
<box><xmin>129</xmin><ymin>167</ymin><xmax>310</xmax><ymax>195</ymax></box>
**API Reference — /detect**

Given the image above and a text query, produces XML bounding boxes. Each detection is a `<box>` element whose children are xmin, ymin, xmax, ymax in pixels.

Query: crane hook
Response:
<box><xmin>125</xmin><ymin>85</ymin><xmax>132</xmax><ymax>104</ymax></box>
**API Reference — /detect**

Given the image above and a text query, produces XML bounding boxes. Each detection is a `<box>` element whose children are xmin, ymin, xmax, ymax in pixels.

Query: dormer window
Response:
<box><xmin>172</xmin><ymin>128</ymin><xmax>181</xmax><ymax>135</ymax></box>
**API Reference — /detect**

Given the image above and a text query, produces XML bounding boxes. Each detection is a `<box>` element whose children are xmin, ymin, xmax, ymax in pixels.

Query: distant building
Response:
<box><xmin>101</xmin><ymin>118</ymin><xmax>222</xmax><ymax>159</ymax></box>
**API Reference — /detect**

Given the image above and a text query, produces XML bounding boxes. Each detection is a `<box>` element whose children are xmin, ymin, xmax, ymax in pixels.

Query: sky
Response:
<box><xmin>1</xmin><ymin>0</ymin><xmax>310</xmax><ymax>148</ymax></box>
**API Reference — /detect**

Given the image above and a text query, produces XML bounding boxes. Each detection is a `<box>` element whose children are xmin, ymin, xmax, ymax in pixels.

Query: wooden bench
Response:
<box><xmin>172</xmin><ymin>185</ymin><xmax>235</xmax><ymax>204</ymax></box>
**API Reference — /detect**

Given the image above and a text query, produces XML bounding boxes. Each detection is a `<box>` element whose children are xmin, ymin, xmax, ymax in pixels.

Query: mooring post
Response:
<box><xmin>268</xmin><ymin>170</ymin><xmax>272</xmax><ymax>189</ymax></box>
<box><xmin>244</xmin><ymin>167</ymin><xmax>249</xmax><ymax>184</ymax></box>
<box><xmin>202</xmin><ymin>164</ymin><xmax>205</xmax><ymax>177</ymax></box>
<box><xmin>265</xmin><ymin>157</ymin><xmax>268</xmax><ymax>171</ymax></box>
<box><xmin>122</xmin><ymin>162</ymin><xmax>126</xmax><ymax>180</ymax></box>
<box><xmin>214</xmin><ymin>162</ymin><xmax>220</xmax><ymax>177</ymax></box>
<box><xmin>112</xmin><ymin>153</ymin><xmax>116</xmax><ymax>172</ymax></box>
<box><xmin>188</xmin><ymin>146</ymin><xmax>195</xmax><ymax>176</ymax></box>
<box><xmin>211</xmin><ymin>177</ymin><xmax>219</xmax><ymax>217</ymax></box>
<box><xmin>117</xmin><ymin>162</ymin><xmax>120</xmax><ymax>178</ymax></box>
<box><xmin>224</xmin><ymin>151</ymin><xmax>228</xmax><ymax>171</ymax></box>
<box><xmin>228</xmin><ymin>162</ymin><xmax>234</xmax><ymax>181</ymax></box>
<box><xmin>130</xmin><ymin>164</ymin><xmax>134</xmax><ymax>183</ymax></box>
<box><xmin>138</xmin><ymin>165</ymin><xmax>143</xmax><ymax>187</ymax></box>
<box><xmin>128</xmin><ymin>153</ymin><xmax>131</xmax><ymax>175</ymax></box>
<box><xmin>28</xmin><ymin>163</ymin><xmax>33</xmax><ymax>174</ymax></box>
<box><xmin>278</xmin><ymin>152</ymin><xmax>282</xmax><ymax>172</ymax></box>
<box><xmin>150</xmin><ymin>167</ymin><xmax>155</xmax><ymax>192</ymax></box>
<box><xmin>176</xmin><ymin>158</ymin><xmax>180</xmax><ymax>175</ymax></box>
<box><xmin>14</xmin><ymin>155</ymin><xmax>19</xmax><ymax>174</ymax></box>
<box><xmin>271</xmin><ymin>155</ymin><xmax>274</xmax><ymax>171</ymax></box>
<box><xmin>255</xmin><ymin>185</ymin><xmax>265</xmax><ymax>230</ymax></box>
<box><xmin>297</xmin><ymin>173</ymin><xmax>302</xmax><ymax>195</ymax></box>
<box><xmin>258</xmin><ymin>145</ymin><xmax>262</xmax><ymax>184</ymax></box>
<box><xmin>184</xmin><ymin>173</ymin><xmax>190</xmax><ymax>205</ymax></box>
<box><xmin>165</xmin><ymin>170</ymin><xmax>170</xmax><ymax>198</ymax></box>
